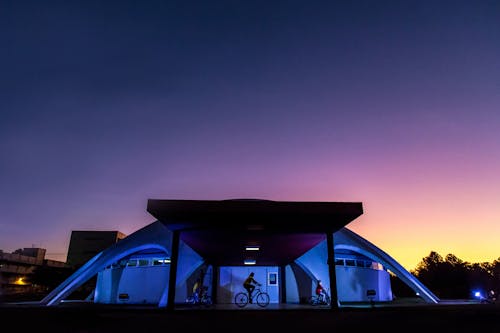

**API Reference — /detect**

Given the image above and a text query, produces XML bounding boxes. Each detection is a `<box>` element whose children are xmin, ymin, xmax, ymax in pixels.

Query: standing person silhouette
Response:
<box><xmin>243</xmin><ymin>272</ymin><xmax>261</xmax><ymax>303</ymax></box>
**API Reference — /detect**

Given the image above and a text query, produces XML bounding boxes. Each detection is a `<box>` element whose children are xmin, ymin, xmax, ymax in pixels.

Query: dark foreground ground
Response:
<box><xmin>1</xmin><ymin>302</ymin><xmax>499</xmax><ymax>333</ymax></box>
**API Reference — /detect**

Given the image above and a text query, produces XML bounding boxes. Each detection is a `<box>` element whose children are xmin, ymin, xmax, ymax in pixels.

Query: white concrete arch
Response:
<box><xmin>334</xmin><ymin>228</ymin><xmax>440</xmax><ymax>303</ymax></box>
<box><xmin>40</xmin><ymin>221</ymin><xmax>172</xmax><ymax>306</ymax></box>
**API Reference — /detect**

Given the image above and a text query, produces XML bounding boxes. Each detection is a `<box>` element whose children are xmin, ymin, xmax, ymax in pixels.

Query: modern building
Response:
<box><xmin>41</xmin><ymin>199</ymin><xmax>439</xmax><ymax>309</ymax></box>
<box><xmin>0</xmin><ymin>248</ymin><xmax>66</xmax><ymax>298</ymax></box>
<box><xmin>66</xmin><ymin>230</ymin><xmax>127</xmax><ymax>268</ymax></box>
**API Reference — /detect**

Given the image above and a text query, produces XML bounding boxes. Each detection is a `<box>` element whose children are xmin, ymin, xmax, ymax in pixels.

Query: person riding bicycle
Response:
<box><xmin>243</xmin><ymin>272</ymin><xmax>261</xmax><ymax>303</ymax></box>
<box><xmin>192</xmin><ymin>277</ymin><xmax>202</xmax><ymax>303</ymax></box>
<box><xmin>315</xmin><ymin>280</ymin><xmax>327</xmax><ymax>303</ymax></box>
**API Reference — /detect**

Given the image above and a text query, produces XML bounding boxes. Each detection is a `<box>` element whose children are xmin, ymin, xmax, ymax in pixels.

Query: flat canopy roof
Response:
<box><xmin>147</xmin><ymin>199</ymin><xmax>363</xmax><ymax>266</ymax></box>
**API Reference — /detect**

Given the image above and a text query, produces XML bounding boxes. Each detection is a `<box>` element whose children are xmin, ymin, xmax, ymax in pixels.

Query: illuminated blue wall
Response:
<box><xmin>218</xmin><ymin>266</ymin><xmax>279</xmax><ymax>304</ymax></box>
<box><xmin>335</xmin><ymin>264</ymin><xmax>392</xmax><ymax>302</ymax></box>
<box><xmin>95</xmin><ymin>238</ymin><xmax>207</xmax><ymax>304</ymax></box>
<box><xmin>295</xmin><ymin>238</ymin><xmax>393</xmax><ymax>302</ymax></box>
<box><xmin>174</xmin><ymin>241</ymin><xmax>207</xmax><ymax>302</ymax></box>
<box><xmin>95</xmin><ymin>254</ymin><xmax>171</xmax><ymax>304</ymax></box>
<box><xmin>285</xmin><ymin>264</ymin><xmax>299</xmax><ymax>303</ymax></box>
<box><xmin>116</xmin><ymin>265</ymin><xmax>170</xmax><ymax>304</ymax></box>
<box><xmin>296</xmin><ymin>240</ymin><xmax>330</xmax><ymax>292</ymax></box>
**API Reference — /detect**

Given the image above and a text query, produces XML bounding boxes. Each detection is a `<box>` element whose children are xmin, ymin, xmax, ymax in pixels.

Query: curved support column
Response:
<box><xmin>40</xmin><ymin>221</ymin><xmax>172</xmax><ymax>306</ymax></box>
<box><xmin>335</xmin><ymin>228</ymin><xmax>440</xmax><ymax>303</ymax></box>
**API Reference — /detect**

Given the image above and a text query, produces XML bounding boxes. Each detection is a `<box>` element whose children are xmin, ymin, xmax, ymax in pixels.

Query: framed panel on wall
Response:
<box><xmin>268</xmin><ymin>272</ymin><xmax>278</xmax><ymax>286</ymax></box>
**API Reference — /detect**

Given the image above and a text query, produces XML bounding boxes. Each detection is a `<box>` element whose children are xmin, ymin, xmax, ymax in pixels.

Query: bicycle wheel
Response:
<box><xmin>255</xmin><ymin>292</ymin><xmax>270</xmax><ymax>307</ymax></box>
<box><xmin>234</xmin><ymin>292</ymin><xmax>249</xmax><ymax>307</ymax></box>
<box><xmin>201</xmin><ymin>295</ymin><xmax>212</xmax><ymax>307</ymax></box>
<box><xmin>308</xmin><ymin>296</ymin><xmax>318</xmax><ymax>306</ymax></box>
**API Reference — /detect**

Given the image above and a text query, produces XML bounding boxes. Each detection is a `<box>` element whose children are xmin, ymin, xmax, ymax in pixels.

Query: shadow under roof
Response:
<box><xmin>147</xmin><ymin>199</ymin><xmax>363</xmax><ymax>266</ymax></box>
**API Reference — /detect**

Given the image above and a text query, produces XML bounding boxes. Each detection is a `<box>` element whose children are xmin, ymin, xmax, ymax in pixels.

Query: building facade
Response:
<box><xmin>41</xmin><ymin>199</ymin><xmax>439</xmax><ymax>308</ymax></box>
<box><xmin>0</xmin><ymin>248</ymin><xmax>66</xmax><ymax>300</ymax></box>
<box><xmin>66</xmin><ymin>231</ymin><xmax>127</xmax><ymax>268</ymax></box>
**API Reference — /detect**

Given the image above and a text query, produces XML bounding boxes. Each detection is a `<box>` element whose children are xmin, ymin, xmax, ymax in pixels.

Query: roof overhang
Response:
<box><xmin>147</xmin><ymin>199</ymin><xmax>363</xmax><ymax>266</ymax></box>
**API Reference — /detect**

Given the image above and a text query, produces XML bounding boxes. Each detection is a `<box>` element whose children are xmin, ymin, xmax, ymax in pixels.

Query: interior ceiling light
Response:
<box><xmin>245</xmin><ymin>246</ymin><xmax>260</xmax><ymax>251</ymax></box>
<box><xmin>244</xmin><ymin>259</ymin><xmax>256</xmax><ymax>265</ymax></box>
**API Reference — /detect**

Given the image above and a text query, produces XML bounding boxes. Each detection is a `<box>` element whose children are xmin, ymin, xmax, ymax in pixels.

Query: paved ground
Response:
<box><xmin>1</xmin><ymin>301</ymin><xmax>499</xmax><ymax>333</ymax></box>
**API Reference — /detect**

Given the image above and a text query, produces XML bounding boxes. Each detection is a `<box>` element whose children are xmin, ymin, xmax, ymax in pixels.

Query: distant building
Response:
<box><xmin>66</xmin><ymin>231</ymin><xmax>127</xmax><ymax>268</ymax></box>
<box><xmin>0</xmin><ymin>248</ymin><xmax>66</xmax><ymax>298</ymax></box>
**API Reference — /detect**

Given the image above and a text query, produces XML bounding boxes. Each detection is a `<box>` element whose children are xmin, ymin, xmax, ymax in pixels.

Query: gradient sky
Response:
<box><xmin>1</xmin><ymin>0</ymin><xmax>499</xmax><ymax>270</ymax></box>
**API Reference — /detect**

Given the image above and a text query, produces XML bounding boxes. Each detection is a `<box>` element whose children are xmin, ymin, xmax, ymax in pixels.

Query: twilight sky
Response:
<box><xmin>1</xmin><ymin>0</ymin><xmax>499</xmax><ymax>270</ymax></box>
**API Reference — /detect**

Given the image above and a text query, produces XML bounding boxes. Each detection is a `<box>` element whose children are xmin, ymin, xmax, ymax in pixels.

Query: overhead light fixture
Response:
<box><xmin>244</xmin><ymin>259</ymin><xmax>256</xmax><ymax>265</ymax></box>
<box><xmin>245</xmin><ymin>246</ymin><xmax>260</xmax><ymax>251</ymax></box>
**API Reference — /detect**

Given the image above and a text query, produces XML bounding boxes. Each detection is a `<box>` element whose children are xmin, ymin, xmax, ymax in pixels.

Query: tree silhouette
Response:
<box><xmin>413</xmin><ymin>251</ymin><xmax>499</xmax><ymax>299</ymax></box>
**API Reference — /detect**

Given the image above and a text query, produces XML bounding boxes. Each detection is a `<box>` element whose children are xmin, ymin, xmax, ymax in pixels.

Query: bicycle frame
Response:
<box><xmin>186</xmin><ymin>288</ymin><xmax>212</xmax><ymax>306</ymax></box>
<box><xmin>234</xmin><ymin>287</ymin><xmax>270</xmax><ymax>307</ymax></box>
<box><xmin>249</xmin><ymin>287</ymin><xmax>263</xmax><ymax>300</ymax></box>
<box><xmin>309</xmin><ymin>288</ymin><xmax>331</xmax><ymax>305</ymax></box>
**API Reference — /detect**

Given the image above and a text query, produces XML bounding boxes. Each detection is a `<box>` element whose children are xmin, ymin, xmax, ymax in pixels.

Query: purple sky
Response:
<box><xmin>1</xmin><ymin>0</ymin><xmax>499</xmax><ymax>270</ymax></box>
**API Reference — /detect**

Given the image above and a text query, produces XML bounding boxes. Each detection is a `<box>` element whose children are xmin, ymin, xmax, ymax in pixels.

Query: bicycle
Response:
<box><xmin>186</xmin><ymin>287</ymin><xmax>212</xmax><ymax>307</ymax></box>
<box><xmin>234</xmin><ymin>286</ymin><xmax>270</xmax><ymax>307</ymax></box>
<box><xmin>308</xmin><ymin>290</ymin><xmax>331</xmax><ymax>306</ymax></box>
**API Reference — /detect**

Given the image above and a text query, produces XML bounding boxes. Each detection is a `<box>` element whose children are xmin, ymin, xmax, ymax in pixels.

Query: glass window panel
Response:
<box><xmin>345</xmin><ymin>259</ymin><xmax>356</xmax><ymax>266</ymax></box>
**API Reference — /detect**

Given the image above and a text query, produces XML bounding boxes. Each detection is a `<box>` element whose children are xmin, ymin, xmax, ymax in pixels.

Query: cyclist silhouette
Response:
<box><xmin>243</xmin><ymin>272</ymin><xmax>261</xmax><ymax>303</ymax></box>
